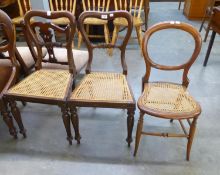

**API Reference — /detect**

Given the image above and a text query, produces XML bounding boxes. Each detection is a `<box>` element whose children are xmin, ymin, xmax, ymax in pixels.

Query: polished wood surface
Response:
<box><xmin>203</xmin><ymin>6</ymin><xmax>220</xmax><ymax>66</ymax></box>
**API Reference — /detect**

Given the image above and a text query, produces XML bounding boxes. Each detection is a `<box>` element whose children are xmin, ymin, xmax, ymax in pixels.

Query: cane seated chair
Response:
<box><xmin>0</xmin><ymin>9</ymin><xmax>25</xmax><ymax>138</ymax></box>
<box><xmin>68</xmin><ymin>11</ymin><xmax>136</xmax><ymax>146</ymax></box>
<box><xmin>5</xmin><ymin>10</ymin><xmax>78</xmax><ymax>144</ymax></box>
<box><xmin>77</xmin><ymin>0</ymin><xmax>111</xmax><ymax>50</ymax></box>
<box><xmin>110</xmin><ymin>0</ymin><xmax>147</xmax><ymax>55</ymax></box>
<box><xmin>133</xmin><ymin>21</ymin><xmax>202</xmax><ymax>161</ymax></box>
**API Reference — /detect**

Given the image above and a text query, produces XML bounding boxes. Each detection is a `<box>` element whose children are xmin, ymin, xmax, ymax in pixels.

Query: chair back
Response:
<box><xmin>142</xmin><ymin>21</ymin><xmax>202</xmax><ymax>87</ymax></box>
<box><xmin>0</xmin><ymin>10</ymin><xmax>18</xmax><ymax>93</ymax></box>
<box><xmin>49</xmin><ymin>0</ymin><xmax>77</xmax><ymax>15</ymax></box>
<box><xmin>78</xmin><ymin>11</ymin><xmax>133</xmax><ymax>75</ymax></box>
<box><xmin>17</xmin><ymin>0</ymin><xmax>31</xmax><ymax>16</ymax></box>
<box><xmin>82</xmin><ymin>0</ymin><xmax>111</xmax><ymax>12</ymax></box>
<box><xmin>0</xmin><ymin>9</ymin><xmax>17</xmax><ymax>66</ymax></box>
<box><xmin>114</xmin><ymin>0</ymin><xmax>144</xmax><ymax>18</ymax></box>
<box><xmin>23</xmin><ymin>10</ymin><xmax>77</xmax><ymax>74</ymax></box>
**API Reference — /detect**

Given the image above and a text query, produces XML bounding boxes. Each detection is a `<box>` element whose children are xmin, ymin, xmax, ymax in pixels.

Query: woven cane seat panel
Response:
<box><xmin>70</xmin><ymin>72</ymin><xmax>133</xmax><ymax>103</ymax></box>
<box><xmin>138</xmin><ymin>83</ymin><xmax>198</xmax><ymax>114</ymax></box>
<box><xmin>8</xmin><ymin>69</ymin><xmax>71</xmax><ymax>100</ymax></box>
<box><xmin>84</xmin><ymin>18</ymin><xmax>108</xmax><ymax>25</ymax></box>
<box><xmin>113</xmin><ymin>17</ymin><xmax>143</xmax><ymax>27</ymax></box>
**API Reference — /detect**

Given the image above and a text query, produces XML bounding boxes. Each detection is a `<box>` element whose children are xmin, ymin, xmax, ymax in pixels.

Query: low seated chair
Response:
<box><xmin>0</xmin><ymin>9</ymin><xmax>25</xmax><ymax>138</ymax></box>
<box><xmin>5</xmin><ymin>10</ymin><xmax>79</xmax><ymax>144</ymax></box>
<box><xmin>68</xmin><ymin>11</ymin><xmax>136</xmax><ymax>146</ymax></box>
<box><xmin>134</xmin><ymin>21</ymin><xmax>202</xmax><ymax>160</ymax></box>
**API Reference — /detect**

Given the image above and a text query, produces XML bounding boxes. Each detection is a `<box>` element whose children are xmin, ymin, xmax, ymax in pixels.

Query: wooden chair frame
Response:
<box><xmin>5</xmin><ymin>10</ymin><xmax>77</xmax><ymax>144</ymax></box>
<box><xmin>0</xmin><ymin>9</ymin><xmax>25</xmax><ymax>138</ymax></box>
<box><xmin>110</xmin><ymin>0</ymin><xmax>148</xmax><ymax>55</ymax></box>
<box><xmin>68</xmin><ymin>11</ymin><xmax>136</xmax><ymax>146</ymax></box>
<box><xmin>134</xmin><ymin>21</ymin><xmax>202</xmax><ymax>160</ymax></box>
<box><xmin>78</xmin><ymin>0</ymin><xmax>111</xmax><ymax>50</ymax></box>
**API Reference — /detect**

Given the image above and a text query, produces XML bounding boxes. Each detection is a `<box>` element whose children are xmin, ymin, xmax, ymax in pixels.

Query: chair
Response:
<box><xmin>5</xmin><ymin>10</ymin><xmax>79</xmax><ymax>144</ymax></box>
<box><xmin>77</xmin><ymin>0</ymin><xmax>111</xmax><ymax>50</ymax></box>
<box><xmin>49</xmin><ymin>0</ymin><xmax>77</xmax><ymax>25</ymax></box>
<box><xmin>0</xmin><ymin>9</ymin><xmax>26</xmax><ymax>138</ymax></box>
<box><xmin>12</xmin><ymin>0</ymin><xmax>31</xmax><ymax>36</ymax></box>
<box><xmin>199</xmin><ymin>0</ymin><xmax>220</xmax><ymax>42</ymax></box>
<box><xmin>133</xmin><ymin>21</ymin><xmax>202</xmax><ymax>160</ymax></box>
<box><xmin>110</xmin><ymin>0</ymin><xmax>147</xmax><ymax>55</ymax></box>
<box><xmin>68</xmin><ymin>11</ymin><xmax>136</xmax><ymax>146</ymax></box>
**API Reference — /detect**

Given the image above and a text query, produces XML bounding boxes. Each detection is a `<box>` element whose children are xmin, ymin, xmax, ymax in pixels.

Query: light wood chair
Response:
<box><xmin>199</xmin><ymin>0</ymin><xmax>220</xmax><ymax>42</ymax></box>
<box><xmin>68</xmin><ymin>11</ymin><xmax>136</xmax><ymax>146</ymax></box>
<box><xmin>77</xmin><ymin>0</ymin><xmax>111</xmax><ymax>50</ymax></box>
<box><xmin>110</xmin><ymin>0</ymin><xmax>146</xmax><ymax>56</ymax></box>
<box><xmin>133</xmin><ymin>21</ymin><xmax>202</xmax><ymax>161</ymax></box>
<box><xmin>0</xmin><ymin>9</ymin><xmax>25</xmax><ymax>138</ymax></box>
<box><xmin>5</xmin><ymin>10</ymin><xmax>78</xmax><ymax>145</ymax></box>
<box><xmin>12</xmin><ymin>0</ymin><xmax>31</xmax><ymax>36</ymax></box>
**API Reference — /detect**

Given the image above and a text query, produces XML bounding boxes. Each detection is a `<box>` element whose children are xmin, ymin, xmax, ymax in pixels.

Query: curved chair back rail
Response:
<box><xmin>23</xmin><ymin>10</ymin><xmax>77</xmax><ymax>74</ymax></box>
<box><xmin>142</xmin><ymin>21</ymin><xmax>202</xmax><ymax>87</ymax></box>
<box><xmin>78</xmin><ymin>11</ymin><xmax>133</xmax><ymax>74</ymax></box>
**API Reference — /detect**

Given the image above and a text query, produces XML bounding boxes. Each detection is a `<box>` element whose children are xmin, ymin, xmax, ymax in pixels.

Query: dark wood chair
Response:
<box><xmin>203</xmin><ymin>6</ymin><xmax>220</xmax><ymax>66</ymax></box>
<box><xmin>0</xmin><ymin>9</ymin><xmax>25</xmax><ymax>138</ymax></box>
<box><xmin>68</xmin><ymin>11</ymin><xmax>136</xmax><ymax>146</ymax></box>
<box><xmin>199</xmin><ymin>0</ymin><xmax>220</xmax><ymax>42</ymax></box>
<box><xmin>5</xmin><ymin>10</ymin><xmax>78</xmax><ymax>144</ymax></box>
<box><xmin>133</xmin><ymin>21</ymin><xmax>202</xmax><ymax>160</ymax></box>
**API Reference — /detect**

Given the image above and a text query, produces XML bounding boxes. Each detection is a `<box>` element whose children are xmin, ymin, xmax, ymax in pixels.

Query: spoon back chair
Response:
<box><xmin>5</xmin><ymin>10</ymin><xmax>78</xmax><ymax>144</ymax></box>
<box><xmin>134</xmin><ymin>21</ymin><xmax>202</xmax><ymax>161</ymax></box>
<box><xmin>68</xmin><ymin>11</ymin><xmax>136</xmax><ymax>146</ymax></box>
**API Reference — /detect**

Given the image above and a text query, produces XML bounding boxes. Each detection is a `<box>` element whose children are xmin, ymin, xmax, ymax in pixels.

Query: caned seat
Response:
<box><xmin>133</xmin><ymin>21</ymin><xmax>202</xmax><ymax>161</ymax></box>
<box><xmin>70</xmin><ymin>72</ymin><xmax>133</xmax><ymax>103</ymax></box>
<box><xmin>113</xmin><ymin>17</ymin><xmax>143</xmax><ymax>27</ymax></box>
<box><xmin>5</xmin><ymin>10</ymin><xmax>78</xmax><ymax>145</ymax></box>
<box><xmin>8</xmin><ymin>69</ymin><xmax>72</xmax><ymax>100</ymax></box>
<box><xmin>68</xmin><ymin>11</ymin><xmax>135</xmax><ymax>146</ymax></box>
<box><xmin>138</xmin><ymin>83</ymin><xmax>200</xmax><ymax>118</ymax></box>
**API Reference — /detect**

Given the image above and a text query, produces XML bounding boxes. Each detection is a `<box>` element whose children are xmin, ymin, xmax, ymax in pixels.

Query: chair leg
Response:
<box><xmin>204</xmin><ymin>21</ymin><xmax>211</xmax><ymax>42</ymax></box>
<box><xmin>60</xmin><ymin>104</ymin><xmax>73</xmax><ymax>145</ymax></box>
<box><xmin>9</xmin><ymin>100</ymin><xmax>26</xmax><ymax>138</ymax></box>
<box><xmin>135</xmin><ymin>26</ymin><xmax>143</xmax><ymax>56</ymax></box>
<box><xmin>199</xmin><ymin>17</ymin><xmax>206</xmax><ymax>32</ymax></box>
<box><xmin>170</xmin><ymin>119</ymin><xmax>174</xmax><ymax>123</ymax></box>
<box><xmin>1</xmin><ymin>100</ymin><xmax>17</xmax><ymax>138</ymax></box>
<box><xmin>70</xmin><ymin>106</ymin><xmax>81</xmax><ymax>144</ymax></box>
<box><xmin>104</xmin><ymin>24</ymin><xmax>111</xmax><ymax>55</ymax></box>
<box><xmin>110</xmin><ymin>25</ymin><xmax>119</xmax><ymax>56</ymax></box>
<box><xmin>178</xmin><ymin>1</ymin><xmax>181</xmax><ymax>10</ymax></box>
<box><xmin>134</xmin><ymin>112</ymin><xmax>144</xmax><ymax>156</ymax></box>
<box><xmin>78</xmin><ymin>31</ymin><xmax>83</xmax><ymax>49</ymax></box>
<box><xmin>126</xmin><ymin>108</ymin><xmax>135</xmax><ymax>147</ymax></box>
<box><xmin>186</xmin><ymin>116</ymin><xmax>198</xmax><ymax>161</ymax></box>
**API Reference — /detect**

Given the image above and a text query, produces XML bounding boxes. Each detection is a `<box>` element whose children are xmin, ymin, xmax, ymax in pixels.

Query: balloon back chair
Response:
<box><xmin>5</xmin><ymin>10</ymin><xmax>78</xmax><ymax>144</ymax></box>
<box><xmin>0</xmin><ymin>9</ymin><xmax>25</xmax><ymax>138</ymax></box>
<box><xmin>134</xmin><ymin>21</ymin><xmax>202</xmax><ymax>160</ymax></box>
<box><xmin>68</xmin><ymin>11</ymin><xmax>136</xmax><ymax>146</ymax></box>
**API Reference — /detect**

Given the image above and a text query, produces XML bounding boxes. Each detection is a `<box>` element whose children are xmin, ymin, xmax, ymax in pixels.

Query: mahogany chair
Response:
<box><xmin>110</xmin><ymin>0</ymin><xmax>148</xmax><ymax>56</ymax></box>
<box><xmin>78</xmin><ymin>0</ymin><xmax>111</xmax><ymax>50</ymax></box>
<box><xmin>199</xmin><ymin>0</ymin><xmax>220</xmax><ymax>42</ymax></box>
<box><xmin>133</xmin><ymin>21</ymin><xmax>202</xmax><ymax>160</ymax></box>
<box><xmin>5</xmin><ymin>10</ymin><xmax>79</xmax><ymax>144</ymax></box>
<box><xmin>0</xmin><ymin>9</ymin><xmax>25</xmax><ymax>138</ymax></box>
<box><xmin>68</xmin><ymin>11</ymin><xmax>136</xmax><ymax>146</ymax></box>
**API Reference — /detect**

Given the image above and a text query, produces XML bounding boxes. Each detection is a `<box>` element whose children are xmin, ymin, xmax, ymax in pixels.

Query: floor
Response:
<box><xmin>1</xmin><ymin>2</ymin><xmax>220</xmax><ymax>175</ymax></box>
